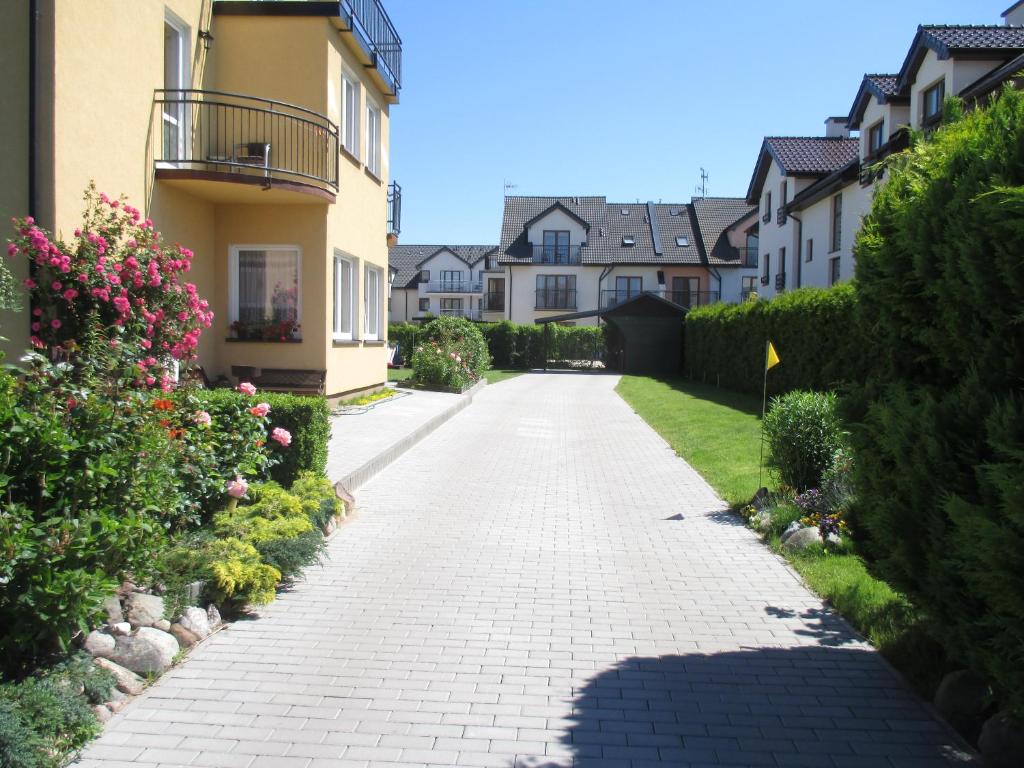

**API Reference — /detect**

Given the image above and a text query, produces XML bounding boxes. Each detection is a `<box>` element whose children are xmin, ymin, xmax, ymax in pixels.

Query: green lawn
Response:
<box><xmin>616</xmin><ymin>376</ymin><xmax>764</xmax><ymax>508</ymax></box>
<box><xmin>617</xmin><ymin>374</ymin><xmax>942</xmax><ymax>698</ymax></box>
<box><xmin>387</xmin><ymin>367</ymin><xmax>414</xmax><ymax>382</ymax></box>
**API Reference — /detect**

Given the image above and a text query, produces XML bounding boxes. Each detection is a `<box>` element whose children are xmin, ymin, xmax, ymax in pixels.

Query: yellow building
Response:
<box><xmin>0</xmin><ymin>0</ymin><xmax>403</xmax><ymax>397</ymax></box>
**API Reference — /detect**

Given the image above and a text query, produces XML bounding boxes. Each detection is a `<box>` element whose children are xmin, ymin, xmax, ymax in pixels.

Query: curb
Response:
<box><xmin>335</xmin><ymin>378</ymin><xmax>487</xmax><ymax>500</ymax></box>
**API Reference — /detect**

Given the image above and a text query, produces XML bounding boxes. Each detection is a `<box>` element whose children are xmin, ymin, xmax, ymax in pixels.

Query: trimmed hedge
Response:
<box><xmin>683</xmin><ymin>284</ymin><xmax>866</xmax><ymax>396</ymax></box>
<box><xmin>190</xmin><ymin>389</ymin><xmax>330</xmax><ymax>487</ymax></box>
<box><xmin>848</xmin><ymin>86</ymin><xmax>1024</xmax><ymax>715</ymax></box>
<box><xmin>388</xmin><ymin>322</ymin><xmax>419</xmax><ymax>365</ymax></box>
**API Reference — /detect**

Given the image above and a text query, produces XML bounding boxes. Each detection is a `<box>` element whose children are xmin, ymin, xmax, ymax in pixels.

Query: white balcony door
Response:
<box><xmin>163</xmin><ymin>13</ymin><xmax>189</xmax><ymax>162</ymax></box>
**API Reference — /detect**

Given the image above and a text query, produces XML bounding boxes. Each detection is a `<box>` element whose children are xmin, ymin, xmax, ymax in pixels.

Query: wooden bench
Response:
<box><xmin>231</xmin><ymin>366</ymin><xmax>326</xmax><ymax>396</ymax></box>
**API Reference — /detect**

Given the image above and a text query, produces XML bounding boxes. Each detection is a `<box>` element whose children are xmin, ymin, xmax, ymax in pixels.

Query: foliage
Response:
<box><xmin>0</xmin><ymin>251</ymin><xmax>19</xmax><ymax>313</ymax></box>
<box><xmin>684</xmin><ymin>283</ymin><xmax>866</xmax><ymax>396</ymax></box>
<box><xmin>290</xmin><ymin>471</ymin><xmax>340</xmax><ymax>529</ymax></box>
<box><xmin>849</xmin><ymin>84</ymin><xmax>1024</xmax><ymax>714</ymax></box>
<box><xmin>411</xmin><ymin>316</ymin><xmax>490</xmax><ymax>391</ymax></box>
<box><xmin>478</xmin><ymin>321</ymin><xmax>605</xmax><ymax>369</ymax></box>
<box><xmin>205</xmin><ymin>537</ymin><xmax>280</xmax><ymax>606</ymax></box>
<box><xmin>0</xmin><ymin>354</ymin><xmax>183</xmax><ymax>672</ymax></box>
<box><xmin>262</xmin><ymin>392</ymin><xmax>330</xmax><ymax>487</ymax></box>
<box><xmin>615</xmin><ymin>376</ymin><xmax>763</xmax><ymax>507</ymax></box>
<box><xmin>388</xmin><ymin>322</ymin><xmax>419</xmax><ymax>364</ymax></box>
<box><xmin>46</xmin><ymin>653</ymin><xmax>116</xmax><ymax>706</ymax></box>
<box><xmin>0</xmin><ymin>672</ymin><xmax>101</xmax><ymax>766</ymax></box>
<box><xmin>0</xmin><ymin>698</ymin><xmax>48</xmax><ymax>768</ymax></box>
<box><xmin>763</xmin><ymin>390</ymin><xmax>847</xmax><ymax>492</ymax></box>
<box><xmin>5</xmin><ymin>185</ymin><xmax>213</xmax><ymax>387</ymax></box>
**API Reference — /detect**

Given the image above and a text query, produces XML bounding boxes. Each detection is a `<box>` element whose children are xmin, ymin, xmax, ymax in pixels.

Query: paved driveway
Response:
<box><xmin>77</xmin><ymin>372</ymin><xmax>972</xmax><ymax>767</ymax></box>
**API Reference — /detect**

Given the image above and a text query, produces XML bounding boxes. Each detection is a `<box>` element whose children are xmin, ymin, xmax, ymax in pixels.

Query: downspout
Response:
<box><xmin>29</xmin><ymin>0</ymin><xmax>39</xmax><ymax>221</ymax></box>
<box><xmin>788</xmin><ymin>210</ymin><xmax>803</xmax><ymax>289</ymax></box>
<box><xmin>596</xmin><ymin>265</ymin><xmax>612</xmax><ymax>325</ymax></box>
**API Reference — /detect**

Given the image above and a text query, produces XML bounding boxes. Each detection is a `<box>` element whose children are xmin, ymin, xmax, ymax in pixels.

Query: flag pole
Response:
<box><xmin>759</xmin><ymin>340</ymin><xmax>769</xmax><ymax>489</ymax></box>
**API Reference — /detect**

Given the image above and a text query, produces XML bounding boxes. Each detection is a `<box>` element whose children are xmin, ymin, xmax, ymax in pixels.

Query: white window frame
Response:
<box><xmin>366</xmin><ymin>99</ymin><xmax>382</xmax><ymax>178</ymax></box>
<box><xmin>364</xmin><ymin>265</ymin><xmax>382</xmax><ymax>340</ymax></box>
<box><xmin>342</xmin><ymin>71</ymin><xmax>360</xmax><ymax>158</ymax></box>
<box><xmin>333</xmin><ymin>251</ymin><xmax>356</xmax><ymax>341</ymax></box>
<box><xmin>161</xmin><ymin>10</ymin><xmax>191</xmax><ymax>166</ymax></box>
<box><xmin>228</xmin><ymin>245</ymin><xmax>303</xmax><ymax>330</ymax></box>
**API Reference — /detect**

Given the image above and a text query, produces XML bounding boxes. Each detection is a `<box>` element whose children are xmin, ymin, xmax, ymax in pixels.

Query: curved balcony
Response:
<box><xmin>154</xmin><ymin>89</ymin><xmax>339</xmax><ymax>202</ymax></box>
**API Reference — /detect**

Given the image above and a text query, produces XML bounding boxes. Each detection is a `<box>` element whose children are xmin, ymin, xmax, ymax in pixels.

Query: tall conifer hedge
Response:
<box><xmin>849</xmin><ymin>86</ymin><xmax>1024</xmax><ymax>714</ymax></box>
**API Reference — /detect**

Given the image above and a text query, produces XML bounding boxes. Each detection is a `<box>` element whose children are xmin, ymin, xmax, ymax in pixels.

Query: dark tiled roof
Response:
<box><xmin>765</xmin><ymin>137</ymin><xmax>860</xmax><ymax>175</ymax></box>
<box><xmin>652</xmin><ymin>204</ymin><xmax>703</xmax><ymax>266</ymax></box>
<box><xmin>898</xmin><ymin>25</ymin><xmax>1024</xmax><ymax>90</ymax></box>
<box><xmin>848</xmin><ymin>74</ymin><xmax>908</xmax><ymax>129</ymax></box>
<box><xmin>603</xmin><ymin>203</ymin><xmax>657</xmax><ymax>263</ymax></box>
<box><xmin>691</xmin><ymin>198</ymin><xmax>757</xmax><ymax>265</ymax></box>
<box><xmin>388</xmin><ymin>245</ymin><xmax>496</xmax><ymax>289</ymax></box>
<box><xmin>499</xmin><ymin>196</ymin><xmax>609</xmax><ymax>263</ymax></box>
<box><xmin>866</xmin><ymin>74</ymin><xmax>900</xmax><ymax>97</ymax></box>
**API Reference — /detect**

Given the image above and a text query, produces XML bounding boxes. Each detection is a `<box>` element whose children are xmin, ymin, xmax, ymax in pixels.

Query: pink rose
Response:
<box><xmin>6</xmin><ymin>243</ymin><xmax>17</xmax><ymax>258</ymax></box>
<box><xmin>227</xmin><ymin>475</ymin><xmax>248</xmax><ymax>498</ymax></box>
<box><xmin>238</xmin><ymin>382</ymin><xmax>257</xmax><ymax>396</ymax></box>
<box><xmin>50</xmin><ymin>318</ymin><xmax>61</xmax><ymax>329</ymax></box>
<box><xmin>270</xmin><ymin>427</ymin><xmax>292</xmax><ymax>447</ymax></box>
<box><xmin>194</xmin><ymin>410</ymin><xmax>212</xmax><ymax>427</ymax></box>
<box><xmin>249</xmin><ymin>402</ymin><xmax>270</xmax><ymax>417</ymax></box>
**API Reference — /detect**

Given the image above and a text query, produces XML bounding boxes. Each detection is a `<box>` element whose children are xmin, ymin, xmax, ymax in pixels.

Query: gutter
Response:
<box><xmin>29</xmin><ymin>0</ymin><xmax>39</xmax><ymax>220</ymax></box>
<box><xmin>788</xmin><ymin>211</ymin><xmax>803</xmax><ymax>289</ymax></box>
<box><xmin>596</xmin><ymin>265</ymin><xmax>612</xmax><ymax>324</ymax></box>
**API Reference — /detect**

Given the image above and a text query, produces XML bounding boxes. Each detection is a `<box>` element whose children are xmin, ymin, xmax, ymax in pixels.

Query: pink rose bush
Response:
<box><xmin>411</xmin><ymin>316</ymin><xmax>490</xmax><ymax>392</ymax></box>
<box><xmin>5</xmin><ymin>185</ymin><xmax>213</xmax><ymax>385</ymax></box>
<box><xmin>270</xmin><ymin>427</ymin><xmax>292</xmax><ymax>447</ymax></box>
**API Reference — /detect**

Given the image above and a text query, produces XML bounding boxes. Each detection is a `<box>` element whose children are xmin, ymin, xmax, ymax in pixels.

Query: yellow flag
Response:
<box><xmin>766</xmin><ymin>341</ymin><xmax>780</xmax><ymax>370</ymax></box>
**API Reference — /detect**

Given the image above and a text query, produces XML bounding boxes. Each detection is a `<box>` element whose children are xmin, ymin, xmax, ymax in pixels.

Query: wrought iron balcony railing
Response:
<box><xmin>340</xmin><ymin>0</ymin><xmax>403</xmax><ymax>95</ymax></box>
<box><xmin>734</xmin><ymin>247</ymin><xmax>758</xmax><ymax>267</ymax></box>
<box><xmin>531</xmin><ymin>245</ymin><xmax>582</xmax><ymax>265</ymax></box>
<box><xmin>387</xmin><ymin>181</ymin><xmax>402</xmax><ymax>235</ymax></box>
<box><xmin>775</xmin><ymin>272</ymin><xmax>787</xmax><ymax>290</ymax></box>
<box><xmin>600</xmin><ymin>289</ymin><xmax>720</xmax><ymax>310</ymax></box>
<box><xmin>425</xmin><ymin>280</ymin><xmax>483</xmax><ymax>293</ymax></box>
<box><xmin>154</xmin><ymin>89</ymin><xmax>339</xmax><ymax>194</ymax></box>
<box><xmin>777</xmin><ymin>207</ymin><xmax>787</xmax><ymax>226</ymax></box>
<box><xmin>535</xmin><ymin>289</ymin><xmax>577</xmax><ymax>310</ymax></box>
<box><xmin>762</xmin><ymin>210</ymin><xmax>772</xmax><ymax>225</ymax></box>
<box><xmin>438</xmin><ymin>308</ymin><xmax>481</xmax><ymax>320</ymax></box>
<box><xmin>481</xmin><ymin>292</ymin><xmax>505</xmax><ymax>312</ymax></box>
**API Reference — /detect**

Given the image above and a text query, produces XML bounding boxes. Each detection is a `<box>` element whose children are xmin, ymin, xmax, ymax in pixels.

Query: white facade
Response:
<box><xmin>909</xmin><ymin>49</ymin><xmax>1006</xmax><ymax>129</ymax></box>
<box><xmin>412</xmin><ymin>248</ymin><xmax>484</xmax><ymax>320</ymax></box>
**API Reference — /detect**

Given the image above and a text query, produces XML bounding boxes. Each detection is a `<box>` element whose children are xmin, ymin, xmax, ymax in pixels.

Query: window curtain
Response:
<box><xmin>237</xmin><ymin>249</ymin><xmax>298</xmax><ymax>325</ymax></box>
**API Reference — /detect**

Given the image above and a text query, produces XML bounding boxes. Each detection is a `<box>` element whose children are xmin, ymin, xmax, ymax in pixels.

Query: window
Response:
<box><xmin>762</xmin><ymin>252</ymin><xmax>770</xmax><ymax>284</ymax></box>
<box><xmin>229</xmin><ymin>246</ymin><xmax>301</xmax><ymax>339</ymax></box>
<box><xmin>419</xmin><ymin>298</ymin><xmax>429</xmax><ymax>312</ymax></box>
<box><xmin>365</xmin><ymin>101</ymin><xmax>381</xmax><ymax>177</ymax></box>
<box><xmin>829</xmin><ymin>256</ymin><xmax>841</xmax><ymax>286</ymax></box>
<box><xmin>671</xmin><ymin>276</ymin><xmax>699</xmax><ymax>308</ymax></box>
<box><xmin>439</xmin><ymin>270</ymin><xmax>463</xmax><ymax>290</ymax></box>
<box><xmin>763</xmin><ymin>191</ymin><xmax>772</xmax><ymax>223</ymax></box>
<box><xmin>745</xmin><ymin>233</ymin><xmax>759</xmax><ymax>267</ymax></box>
<box><xmin>780</xmin><ymin>180</ymin><xmax>788</xmax><ymax>205</ymax></box>
<box><xmin>615</xmin><ymin>276</ymin><xmax>642</xmax><ymax>303</ymax></box>
<box><xmin>162</xmin><ymin>13</ymin><xmax>189</xmax><ymax>161</ymax></box>
<box><xmin>868</xmin><ymin>120</ymin><xmax>885</xmax><ymax>155</ymax></box>
<box><xmin>923</xmin><ymin>80</ymin><xmax>945</xmax><ymax>125</ymax></box>
<box><xmin>536</xmin><ymin>274</ymin><xmax>576</xmax><ymax>309</ymax></box>
<box><xmin>542</xmin><ymin>230</ymin><xmax>570</xmax><ymax>263</ymax></box>
<box><xmin>778</xmin><ymin>247</ymin><xmax>786</xmax><ymax>289</ymax></box>
<box><xmin>440</xmin><ymin>298</ymin><xmax>463</xmax><ymax>316</ymax></box>
<box><xmin>342</xmin><ymin>73</ymin><xmax>360</xmax><ymax>157</ymax></box>
<box><xmin>419</xmin><ymin>269</ymin><xmax>430</xmax><ymax>283</ymax></box>
<box><xmin>805</xmin><ymin>238</ymin><xmax>814</xmax><ymax>263</ymax></box>
<box><xmin>486</xmin><ymin>277</ymin><xmax>504</xmax><ymax>311</ymax></box>
<box><xmin>332</xmin><ymin>252</ymin><xmax>354</xmax><ymax>340</ymax></box>
<box><xmin>675</xmin><ymin>236</ymin><xmax>689</xmax><ymax>247</ymax></box>
<box><xmin>830</xmin><ymin>193</ymin><xmax>842</xmax><ymax>252</ymax></box>
<box><xmin>741</xmin><ymin>276</ymin><xmax>758</xmax><ymax>299</ymax></box>
<box><xmin>364</xmin><ymin>266</ymin><xmax>382</xmax><ymax>340</ymax></box>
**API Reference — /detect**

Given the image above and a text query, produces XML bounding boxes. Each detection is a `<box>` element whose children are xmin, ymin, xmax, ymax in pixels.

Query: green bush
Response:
<box><xmin>412</xmin><ymin>316</ymin><xmax>490</xmax><ymax>391</ymax></box>
<box><xmin>0</xmin><ymin>698</ymin><xmax>48</xmax><ymax>768</ymax></box>
<box><xmin>291</xmin><ymin>471</ymin><xmax>340</xmax><ymax>529</ymax></box>
<box><xmin>763</xmin><ymin>390</ymin><xmax>847</xmax><ymax>492</ymax></box>
<box><xmin>684</xmin><ymin>283</ymin><xmax>866</xmax><ymax>396</ymax></box>
<box><xmin>262</xmin><ymin>393</ymin><xmax>330</xmax><ymax>486</ymax></box>
<box><xmin>478</xmin><ymin>321</ymin><xmax>606</xmax><ymax>369</ymax></box>
<box><xmin>205</xmin><ymin>537</ymin><xmax>280</xmax><ymax>607</ymax></box>
<box><xmin>849</xmin><ymin>85</ymin><xmax>1024</xmax><ymax>715</ymax></box>
<box><xmin>0</xmin><ymin>675</ymin><xmax>100</xmax><ymax>764</ymax></box>
<box><xmin>388</xmin><ymin>322</ymin><xmax>419</xmax><ymax>364</ymax></box>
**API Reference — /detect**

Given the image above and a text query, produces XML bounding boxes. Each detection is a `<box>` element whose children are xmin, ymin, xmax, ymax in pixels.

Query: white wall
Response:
<box><xmin>859</xmin><ymin>97</ymin><xmax>911</xmax><ymax>158</ymax></box>
<box><xmin>755</xmin><ymin>161</ymin><xmax>815</xmax><ymax>299</ymax></box>
<box><xmin>910</xmin><ymin>50</ymin><xmax>1004</xmax><ymax>128</ymax></box>
<box><xmin>715</xmin><ymin>267</ymin><xmax>759</xmax><ymax>303</ymax></box>
<box><xmin>507</xmin><ymin>264</ymin><xmax>601</xmax><ymax>326</ymax></box>
<box><xmin>388</xmin><ymin>287</ymin><xmax>414</xmax><ymax>323</ymax></box>
<box><xmin>526</xmin><ymin>209</ymin><xmax>589</xmax><ymax>248</ymax></box>
<box><xmin>793</xmin><ymin>179</ymin><xmax>874</xmax><ymax>289</ymax></box>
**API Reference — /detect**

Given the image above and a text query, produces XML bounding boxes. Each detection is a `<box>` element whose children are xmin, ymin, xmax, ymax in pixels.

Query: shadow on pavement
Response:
<box><xmin>514</xmin><ymin>646</ymin><xmax>977</xmax><ymax>767</ymax></box>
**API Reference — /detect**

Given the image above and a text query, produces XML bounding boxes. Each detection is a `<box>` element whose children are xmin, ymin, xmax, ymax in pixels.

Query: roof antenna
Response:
<box><xmin>504</xmin><ymin>179</ymin><xmax>517</xmax><ymax>197</ymax></box>
<box><xmin>695</xmin><ymin>167</ymin><xmax>709</xmax><ymax>198</ymax></box>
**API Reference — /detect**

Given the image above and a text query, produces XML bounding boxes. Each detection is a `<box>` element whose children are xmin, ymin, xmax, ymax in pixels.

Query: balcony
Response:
<box><xmin>531</xmin><ymin>245</ymin><xmax>582</xmax><ymax>265</ymax></box>
<box><xmin>481</xmin><ymin>292</ymin><xmax>505</xmax><ymax>312</ymax></box>
<box><xmin>775</xmin><ymin>273</ymin><xmax>786</xmax><ymax>290</ymax></box>
<box><xmin>387</xmin><ymin>181</ymin><xmax>402</xmax><ymax>235</ymax></box>
<box><xmin>600</xmin><ymin>289</ymin><xmax>720</xmax><ymax>310</ymax></box>
<box><xmin>735</xmin><ymin>247</ymin><xmax>758</xmax><ymax>267</ymax></box>
<box><xmin>154</xmin><ymin>89</ymin><xmax>338</xmax><ymax>202</ymax></box>
<box><xmin>438</xmin><ymin>308</ymin><xmax>481</xmax><ymax>321</ymax></box>
<box><xmin>762</xmin><ymin>210</ymin><xmax>771</xmax><ymax>225</ymax></box>
<box><xmin>425</xmin><ymin>280</ymin><xmax>483</xmax><ymax>293</ymax></box>
<box><xmin>535</xmin><ymin>289</ymin><xmax>577</xmax><ymax>310</ymax></box>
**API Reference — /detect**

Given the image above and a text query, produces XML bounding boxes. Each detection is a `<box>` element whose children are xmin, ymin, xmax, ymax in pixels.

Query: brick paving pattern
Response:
<box><xmin>76</xmin><ymin>372</ymin><xmax>974</xmax><ymax>767</ymax></box>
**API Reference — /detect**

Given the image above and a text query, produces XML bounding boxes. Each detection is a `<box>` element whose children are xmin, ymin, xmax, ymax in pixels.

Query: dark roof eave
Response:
<box><xmin>521</xmin><ymin>201</ymin><xmax>592</xmax><ymax>233</ymax></box>
<box><xmin>960</xmin><ymin>54</ymin><xmax>1024</xmax><ymax>100</ymax></box>
<box><xmin>785</xmin><ymin>159</ymin><xmax>860</xmax><ymax>212</ymax></box>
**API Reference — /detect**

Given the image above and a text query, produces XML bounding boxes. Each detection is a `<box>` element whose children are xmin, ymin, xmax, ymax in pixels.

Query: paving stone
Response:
<box><xmin>75</xmin><ymin>373</ymin><xmax>974</xmax><ymax>766</ymax></box>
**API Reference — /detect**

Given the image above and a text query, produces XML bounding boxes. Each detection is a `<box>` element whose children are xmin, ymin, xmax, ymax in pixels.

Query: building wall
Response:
<box><xmin>859</xmin><ymin>97</ymin><xmax>911</xmax><ymax>158</ymax></box>
<box><xmin>715</xmin><ymin>267</ymin><xmax>758</xmax><ymax>304</ymax></box>
<box><xmin>755</xmin><ymin>161</ymin><xmax>814</xmax><ymax>299</ymax></box>
<box><xmin>526</xmin><ymin>209</ymin><xmax>588</xmax><ymax>248</ymax></box>
<box><xmin>910</xmin><ymin>50</ymin><xmax>1004</xmax><ymax>128</ymax></box>
<box><xmin>793</xmin><ymin>179</ymin><xmax>874</xmax><ymax>289</ymax></box>
<box><xmin>507</xmin><ymin>264</ymin><xmax>600</xmax><ymax>326</ymax></box>
<box><xmin>389</xmin><ymin>287</ymin><xmax>415</xmax><ymax>323</ymax></box>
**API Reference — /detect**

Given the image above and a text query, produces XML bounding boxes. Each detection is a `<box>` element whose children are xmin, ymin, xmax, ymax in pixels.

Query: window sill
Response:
<box><xmin>363</xmin><ymin>340</ymin><xmax>387</xmax><ymax>346</ymax></box>
<box><xmin>364</xmin><ymin>167</ymin><xmax>383</xmax><ymax>185</ymax></box>
<box><xmin>332</xmin><ymin>338</ymin><xmax>360</xmax><ymax>347</ymax></box>
<box><xmin>341</xmin><ymin>146</ymin><xmax>361</xmax><ymax>167</ymax></box>
<box><xmin>226</xmin><ymin>337</ymin><xmax>302</xmax><ymax>344</ymax></box>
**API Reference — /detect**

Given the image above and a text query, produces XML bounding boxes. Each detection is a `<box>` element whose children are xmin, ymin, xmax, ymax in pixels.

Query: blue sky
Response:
<box><xmin>385</xmin><ymin>0</ymin><xmax>1007</xmax><ymax>244</ymax></box>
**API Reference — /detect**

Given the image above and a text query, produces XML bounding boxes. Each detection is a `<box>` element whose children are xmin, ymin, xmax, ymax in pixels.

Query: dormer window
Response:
<box><xmin>621</xmin><ymin>208</ymin><xmax>630</xmax><ymax>216</ymax></box>
<box><xmin>542</xmin><ymin>230</ymin><xmax>570</xmax><ymax>263</ymax></box>
<box><xmin>868</xmin><ymin>120</ymin><xmax>885</xmax><ymax>155</ymax></box>
<box><xmin>923</xmin><ymin>80</ymin><xmax>945</xmax><ymax>126</ymax></box>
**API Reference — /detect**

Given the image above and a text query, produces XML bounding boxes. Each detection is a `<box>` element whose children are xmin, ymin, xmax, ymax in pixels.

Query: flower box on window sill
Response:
<box><xmin>227</xmin><ymin>337</ymin><xmax>302</xmax><ymax>344</ymax></box>
<box><xmin>229</xmin><ymin>320</ymin><xmax>302</xmax><ymax>343</ymax></box>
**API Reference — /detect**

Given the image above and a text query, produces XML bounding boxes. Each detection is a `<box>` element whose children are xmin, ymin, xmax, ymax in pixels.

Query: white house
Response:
<box><xmin>387</xmin><ymin>244</ymin><xmax>497</xmax><ymax>323</ymax></box>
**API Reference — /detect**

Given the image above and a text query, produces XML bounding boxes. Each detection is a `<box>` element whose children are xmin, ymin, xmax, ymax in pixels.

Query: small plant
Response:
<box><xmin>411</xmin><ymin>316</ymin><xmax>490</xmax><ymax>391</ymax></box>
<box><xmin>795</xmin><ymin>488</ymin><xmax>849</xmax><ymax>539</ymax></box>
<box><xmin>763</xmin><ymin>390</ymin><xmax>847</xmax><ymax>491</ymax></box>
<box><xmin>205</xmin><ymin>538</ymin><xmax>280</xmax><ymax>607</ymax></box>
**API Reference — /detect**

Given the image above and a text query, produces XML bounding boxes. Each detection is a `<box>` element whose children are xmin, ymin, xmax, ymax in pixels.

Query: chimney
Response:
<box><xmin>824</xmin><ymin>116</ymin><xmax>850</xmax><ymax>139</ymax></box>
<box><xmin>386</xmin><ymin>232</ymin><xmax>398</xmax><ymax>247</ymax></box>
<box><xmin>1003</xmin><ymin>1</ymin><xmax>1024</xmax><ymax>25</ymax></box>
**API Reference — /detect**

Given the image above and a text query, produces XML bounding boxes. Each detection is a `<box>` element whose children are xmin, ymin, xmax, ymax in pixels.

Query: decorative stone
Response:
<box><xmin>782</xmin><ymin>526</ymin><xmax>823</xmax><ymax>551</ymax></box>
<box><xmin>153</xmin><ymin>619</ymin><xmax>171</xmax><ymax>632</ymax></box>
<box><xmin>84</xmin><ymin>630</ymin><xmax>115</xmax><ymax>659</ymax></box>
<box><xmin>107</xmin><ymin>627</ymin><xmax>179</xmax><ymax>674</ymax></box>
<box><xmin>94</xmin><ymin>658</ymin><xmax>146</xmax><ymax>696</ymax></box>
<box><xmin>110</xmin><ymin>622</ymin><xmax>131</xmax><ymax>636</ymax></box>
<box><xmin>979</xmin><ymin>711</ymin><xmax>1024</xmax><ymax>768</ymax></box>
<box><xmin>125</xmin><ymin>592</ymin><xmax>165</xmax><ymax>628</ymax></box>
<box><xmin>106</xmin><ymin>687</ymin><xmax>127</xmax><ymax>703</ymax></box>
<box><xmin>934</xmin><ymin>669</ymin><xmax>992</xmax><ymax>739</ymax></box>
<box><xmin>750</xmin><ymin>511</ymin><xmax>772</xmax><ymax>532</ymax></box>
<box><xmin>92</xmin><ymin>704</ymin><xmax>111</xmax><ymax>723</ymax></box>
<box><xmin>206</xmin><ymin>604</ymin><xmax>221</xmax><ymax>629</ymax></box>
<box><xmin>179</xmin><ymin>606</ymin><xmax>212</xmax><ymax>639</ymax></box>
<box><xmin>751</xmin><ymin>487</ymin><xmax>769</xmax><ymax>506</ymax></box>
<box><xmin>169</xmin><ymin>623</ymin><xmax>200</xmax><ymax>648</ymax></box>
<box><xmin>102</xmin><ymin>595</ymin><xmax>124</xmax><ymax>625</ymax></box>
<box><xmin>117</xmin><ymin>580</ymin><xmax>137</xmax><ymax>597</ymax></box>
<box><xmin>780</xmin><ymin>521</ymin><xmax>803</xmax><ymax>544</ymax></box>
<box><xmin>106</xmin><ymin>699</ymin><xmax>126</xmax><ymax>714</ymax></box>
